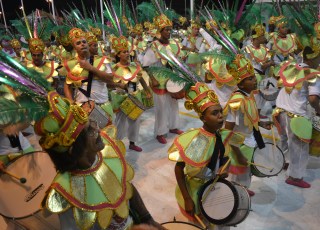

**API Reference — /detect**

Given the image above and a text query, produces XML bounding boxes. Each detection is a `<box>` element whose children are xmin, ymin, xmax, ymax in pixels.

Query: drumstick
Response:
<box><xmin>201</xmin><ymin>158</ymin><xmax>231</xmax><ymax>203</ymax></box>
<box><xmin>2</xmin><ymin>170</ymin><xmax>27</xmax><ymax>184</ymax></box>
<box><xmin>194</xmin><ymin>214</ymin><xmax>207</xmax><ymax>229</ymax></box>
<box><xmin>271</xmin><ymin>123</ymin><xmax>277</xmax><ymax>163</ymax></box>
<box><xmin>247</xmin><ymin>162</ymin><xmax>273</xmax><ymax>172</ymax></box>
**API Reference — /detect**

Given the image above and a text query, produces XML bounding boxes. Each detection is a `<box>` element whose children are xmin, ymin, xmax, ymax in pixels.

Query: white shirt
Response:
<box><xmin>226</xmin><ymin>90</ymin><xmax>257</xmax><ymax>148</ymax></box>
<box><xmin>75</xmin><ymin>63</ymin><xmax>112</xmax><ymax>104</ymax></box>
<box><xmin>209</xmin><ymin>80</ymin><xmax>236</xmax><ymax>108</ymax></box>
<box><xmin>0</xmin><ymin>132</ymin><xmax>31</xmax><ymax>155</ymax></box>
<box><xmin>276</xmin><ymin>78</ymin><xmax>320</xmax><ymax>117</ymax></box>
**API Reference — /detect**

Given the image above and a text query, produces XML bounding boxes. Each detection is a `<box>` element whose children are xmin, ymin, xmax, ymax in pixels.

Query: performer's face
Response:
<box><xmin>257</xmin><ymin>35</ymin><xmax>267</xmax><ymax>45</ymax></box>
<box><xmin>278</xmin><ymin>24</ymin><xmax>288</xmax><ymax>36</ymax></box>
<box><xmin>89</xmin><ymin>42</ymin><xmax>98</xmax><ymax>56</ymax></box>
<box><xmin>31</xmin><ymin>52</ymin><xmax>44</xmax><ymax>66</ymax></box>
<box><xmin>73</xmin><ymin>38</ymin><xmax>89</xmax><ymax>56</ymax></box>
<box><xmin>76</xmin><ymin>119</ymin><xmax>104</xmax><ymax>169</ymax></box>
<box><xmin>201</xmin><ymin>105</ymin><xmax>224</xmax><ymax>132</ymax></box>
<box><xmin>192</xmin><ymin>27</ymin><xmax>200</xmax><ymax>36</ymax></box>
<box><xmin>118</xmin><ymin>50</ymin><xmax>130</xmax><ymax>62</ymax></box>
<box><xmin>160</xmin><ymin>27</ymin><xmax>172</xmax><ymax>40</ymax></box>
<box><xmin>238</xmin><ymin>75</ymin><xmax>257</xmax><ymax>93</ymax></box>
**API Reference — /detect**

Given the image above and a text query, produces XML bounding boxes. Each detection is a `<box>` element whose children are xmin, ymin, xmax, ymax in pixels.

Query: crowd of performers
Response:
<box><xmin>0</xmin><ymin>0</ymin><xmax>320</xmax><ymax>229</ymax></box>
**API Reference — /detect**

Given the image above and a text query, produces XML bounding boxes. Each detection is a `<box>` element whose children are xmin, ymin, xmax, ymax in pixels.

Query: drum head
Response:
<box><xmin>251</xmin><ymin>143</ymin><xmax>285</xmax><ymax>177</ymax></box>
<box><xmin>0</xmin><ymin>151</ymin><xmax>57</xmax><ymax>219</ymax></box>
<box><xmin>198</xmin><ymin>178</ymin><xmax>238</xmax><ymax>225</ymax></box>
<box><xmin>162</xmin><ymin>221</ymin><xmax>202</xmax><ymax>229</ymax></box>
<box><xmin>166</xmin><ymin>80</ymin><xmax>185</xmax><ymax>93</ymax></box>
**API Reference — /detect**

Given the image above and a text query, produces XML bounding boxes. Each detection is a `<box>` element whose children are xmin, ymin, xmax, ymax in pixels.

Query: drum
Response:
<box><xmin>198</xmin><ymin>178</ymin><xmax>250</xmax><ymax>226</ymax></box>
<box><xmin>166</xmin><ymin>80</ymin><xmax>185</xmax><ymax>99</ymax></box>
<box><xmin>258</xmin><ymin>77</ymin><xmax>279</xmax><ymax>101</ymax></box>
<box><xmin>120</xmin><ymin>94</ymin><xmax>146</xmax><ymax>120</ymax></box>
<box><xmin>81</xmin><ymin>101</ymin><xmax>110</xmax><ymax>129</ymax></box>
<box><xmin>0</xmin><ymin>151</ymin><xmax>59</xmax><ymax>229</ymax></box>
<box><xmin>251</xmin><ymin>143</ymin><xmax>285</xmax><ymax>177</ymax></box>
<box><xmin>162</xmin><ymin>221</ymin><xmax>202</xmax><ymax>229</ymax></box>
<box><xmin>110</xmin><ymin>90</ymin><xmax>127</xmax><ymax>111</ymax></box>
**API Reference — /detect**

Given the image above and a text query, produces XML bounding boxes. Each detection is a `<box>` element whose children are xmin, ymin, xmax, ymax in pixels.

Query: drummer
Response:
<box><xmin>242</xmin><ymin>24</ymin><xmax>276</xmax><ymax>117</ymax></box>
<box><xmin>273</xmin><ymin>47</ymin><xmax>320</xmax><ymax>188</ymax></box>
<box><xmin>60</xmin><ymin>28</ymin><xmax>116</xmax><ymax>126</ymax></box>
<box><xmin>142</xmin><ymin>14</ymin><xmax>184</xmax><ymax>144</ymax></box>
<box><xmin>168</xmin><ymin>82</ymin><xmax>247</xmax><ymax>230</ymax></box>
<box><xmin>224</xmin><ymin>55</ymin><xmax>272</xmax><ymax>197</ymax></box>
<box><xmin>111</xmin><ymin>35</ymin><xmax>152</xmax><ymax>152</ymax></box>
<box><xmin>35</xmin><ymin>91</ymin><xmax>164</xmax><ymax>229</ymax></box>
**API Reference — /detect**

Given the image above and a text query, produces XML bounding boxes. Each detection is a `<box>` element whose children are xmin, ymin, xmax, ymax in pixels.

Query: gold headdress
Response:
<box><xmin>68</xmin><ymin>28</ymin><xmax>86</xmax><ymax>45</ymax></box>
<box><xmin>153</xmin><ymin>14</ymin><xmax>173</xmax><ymax>31</ymax></box>
<box><xmin>111</xmin><ymin>36</ymin><xmax>129</xmax><ymax>53</ymax></box>
<box><xmin>185</xmin><ymin>83</ymin><xmax>220</xmax><ymax>116</ymax></box>
<box><xmin>35</xmin><ymin>91</ymin><xmax>88</xmax><ymax>152</ymax></box>
<box><xmin>227</xmin><ymin>55</ymin><xmax>255</xmax><ymax>84</ymax></box>
<box><xmin>28</xmin><ymin>38</ymin><xmax>45</xmax><ymax>54</ymax></box>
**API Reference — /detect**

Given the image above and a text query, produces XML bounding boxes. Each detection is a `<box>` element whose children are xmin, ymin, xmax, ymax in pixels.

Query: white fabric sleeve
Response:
<box><xmin>142</xmin><ymin>48</ymin><xmax>157</xmax><ymax>67</ymax></box>
<box><xmin>199</xmin><ymin>28</ymin><xmax>218</xmax><ymax>50</ymax></box>
<box><xmin>105</xmin><ymin>63</ymin><xmax>112</xmax><ymax>74</ymax></box>
<box><xmin>18</xmin><ymin>132</ymin><xmax>31</xmax><ymax>151</ymax></box>
<box><xmin>181</xmin><ymin>37</ymin><xmax>188</xmax><ymax>47</ymax></box>
<box><xmin>308</xmin><ymin>78</ymin><xmax>320</xmax><ymax>96</ymax></box>
<box><xmin>226</xmin><ymin>109</ymin><xmax>237</xmax><ymax>123</ymax></box>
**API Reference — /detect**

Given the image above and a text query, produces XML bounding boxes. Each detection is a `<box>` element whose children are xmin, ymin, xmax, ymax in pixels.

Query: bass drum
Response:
<box><xmin>162</xmin><ymin>221</ymin><xmax>202</xmax><ymax>229</ymax></box>
<box><xmin>198</xmin><ymin>178</ymin><xmax>250</xmax><ymax>226</ymax></box>
<box><xmin>0</xmin><ymin>151</ymin><xmax>60</xmax><ymax>229</ymax></box>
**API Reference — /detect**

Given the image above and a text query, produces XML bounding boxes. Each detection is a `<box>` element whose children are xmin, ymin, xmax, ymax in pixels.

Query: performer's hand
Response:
<box><xmin>184</xmin><ymin>197</ymin><xmax>195</xmax><ymax>217</ymax></box>
<box><xmin>79</xmin><ymin>59</ymin><xmax>94</xmax><ymax>72</ymax></box>
<box><xmin>0</xmin><ymin>161</ymin><xmax>5</xmax><ymax>171</ymax></box>
<box><xmin>237</xmin><ymin>155</ymin><xmax>248</xmax><ymax>167</ymax></box>
<box><xmin>259</xmin><ymin>121</ymin><xmax>273</xmax><ymax>130</ymax></box>
<box><xmin>151</xmin><ymin>79</ymin><xmax>160</xmax><ymax>87</ymax></box>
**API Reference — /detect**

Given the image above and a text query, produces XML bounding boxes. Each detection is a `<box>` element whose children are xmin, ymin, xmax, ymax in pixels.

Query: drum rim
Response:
<box><xmin>0</xmin><ymin>151</ymin><xmax>56</xmax><ymax>219</ymax></box>
<box><xmin>251</xmin><ymin>142</ymin><xmax>285</xmax><ymax>177</ymax></box>
<box><xmin>161</xmin><ymin>220</ymin><xmax>202</xmax><ymax>229</ymax></box>
<box><xmin>198</xmin><ymin>178</ymin><xmax>239</xmax><ymax>225</ymax></box>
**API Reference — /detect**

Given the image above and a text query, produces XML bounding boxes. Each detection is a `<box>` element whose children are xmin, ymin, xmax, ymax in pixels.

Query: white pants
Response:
<box><xmin>153</xmin><ymin>92</ymin><xmax>180</xmax><ymax>136</ymax></box>
<box><xmin>228</xmin><ymin>167</ymin><xmax>252</xmax><ymax>189</ymax></box>
<box><xmin>115</xmin><ymin>110</ymin><xmax>141</xmax><ymax>143</ymax></box>
<box><xmin>278</xmin><ymin>112</ymin><xmax>309</xmax><ymax>179</ymax></box>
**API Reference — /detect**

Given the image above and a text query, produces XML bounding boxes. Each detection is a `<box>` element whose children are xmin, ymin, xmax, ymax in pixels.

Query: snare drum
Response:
<box><xmin>258</xmin><ymin>77</ymin><xmax>279</xmax><ymax>101</ymax></box>
<box><xmin>0</xmin><ymin>151</ymin><xmax>59</xmax><ymax>229</ymax></box>
<box><xmin>166</xmin><ymin>80</ymin><xmax>185</xmax><ymax>99</ymax></box>
<box><xmin>81</xmin><ymin>101</ymin><xmax>110</xmax><ymax>129</ymax></box>
<box><xmin>198</xmin><ymin>178</ymin><xmax>250</xmax><ymax>226</ymax></box>
<box><xmin>251</xmin><ymin>143</ymin><xmax>285</xmax><ymax>177</ymax></box>
<box><xmin>120</xmin><ymin>94</ymin><xmax>146</xmax><ymax>120</ymax></box>
<box><xmin>162</xmin><ymin>221</ymin><xmax>202</xmax><ymax>229</ymax></box>
<box><xmin>141</xmin><ymin>90</ymin><xmax>154</xmax><ymax>109</ymax></box>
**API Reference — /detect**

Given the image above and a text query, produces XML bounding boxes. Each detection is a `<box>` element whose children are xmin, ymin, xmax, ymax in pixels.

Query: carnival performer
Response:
<box><xmin>61</xmin><ymin>28</ymin><xmax>115</xmax><ymax>125</ymax></box>
<box><xmin>111</xmin><ymin>35</ymin><xmax>151</xmax><ymax>152</ymax></box>
<box><xmin>169</xmin><ymin>82</ymin><xmax>247</xmax><ymax>230</ymax></box>
<box><xmin>266</xmin><ymin>16</ymin><xmax>300</xmax><ymax>66</ymax></box>
<box><xmin>243</xmin><ymin>24</ymin><xmax>276</xmax><ymax>117</ymax></box>
<box><xmin>224</xmin><ymin>55</ymin><xmax>272</xmax><ymax>196</ymax></box>
<box><xmin>273</xmin><ymin>47</ymin><xmax>320</xmax><ymax>188</ymax></box>
<box><xmin>142</xmin><ymin>14</ymin><xmax>184</xmax><ymax>144</ymax></box>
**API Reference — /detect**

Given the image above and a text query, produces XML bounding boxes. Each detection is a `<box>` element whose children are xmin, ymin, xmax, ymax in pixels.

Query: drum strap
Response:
<box><xmin>207</xmin><ymin>131</ymin><xmax>225</xmax><ymax>171</ymax></box>
<box><xmin>78</xmin><ymin>56</ymin><xmax>94</xmax><ymax>98</ymax></box>
<box><xmin>235</xmin><ymin>90</ymin><xmax>266</xmax><ymax>149</ymax></box>
<box><xmin>7</xmin><ymin>135</ymin><xmax>22</xmax><ymax>151</ymax></box>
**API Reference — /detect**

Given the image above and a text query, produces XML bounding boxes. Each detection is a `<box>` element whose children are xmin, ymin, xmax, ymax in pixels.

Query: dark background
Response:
<box><xmin>0</xmin><ymin>0</ymin><xmax>253</xmax><ymax>21</ymax></box>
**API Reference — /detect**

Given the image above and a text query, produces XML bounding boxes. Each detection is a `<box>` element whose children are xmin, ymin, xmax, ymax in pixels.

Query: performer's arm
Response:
<box><xmin>64</xmin><ymin>83</ymin><xmax>74</xmax><ymax>102</ymax></box>
<box><xmin>175</xmin><ymin>162</ymin><xmax>195</xmax><ymax>216</ymax></box>
<box><xmin>78</xmin><ymin>59</ymin><xmax>113</xmax><ymax>82</ymax></box>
